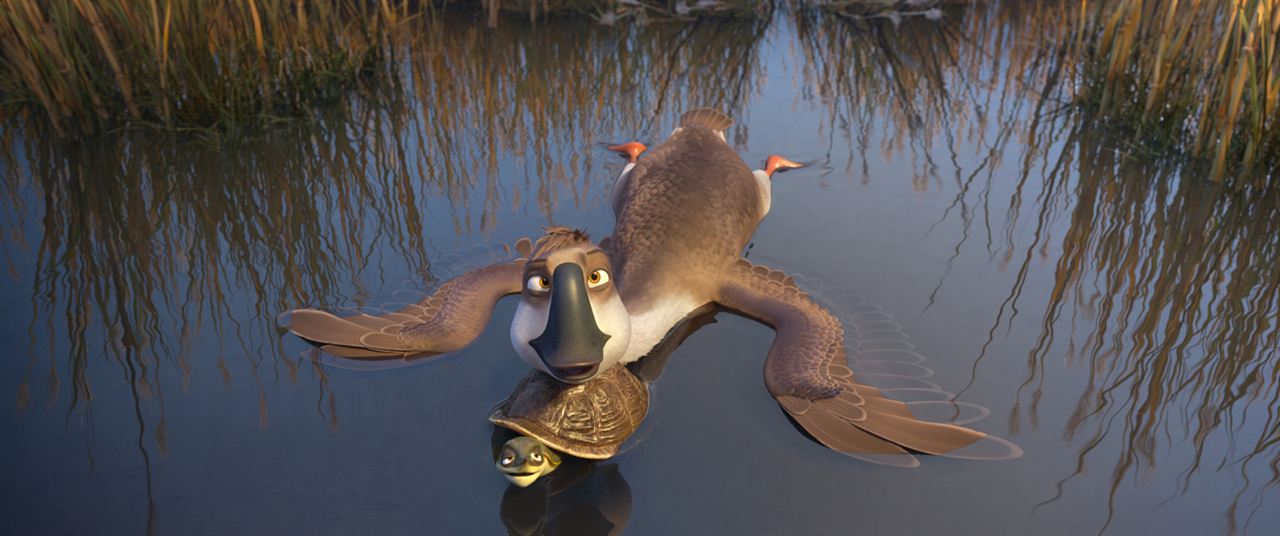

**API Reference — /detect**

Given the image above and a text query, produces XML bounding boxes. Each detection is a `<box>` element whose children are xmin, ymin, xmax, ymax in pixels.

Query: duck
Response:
<box><xmin>285</xmin><ymin>108</ymin><xmax>1020</xmax><ymax>464</ymax></box>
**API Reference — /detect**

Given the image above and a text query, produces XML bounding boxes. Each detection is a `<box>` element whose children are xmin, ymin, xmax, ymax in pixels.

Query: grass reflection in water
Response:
<box><xmin>0</xmin><ymin>6</ymin><xmax>1278</xmax><ymax>535</ymax></box>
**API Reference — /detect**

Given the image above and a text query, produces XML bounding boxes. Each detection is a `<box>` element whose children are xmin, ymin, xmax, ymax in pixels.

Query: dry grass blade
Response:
<box><xmin>0</xmin><ymin>0</ymin><xmax>409</xmax><ymax>134</ymax></box>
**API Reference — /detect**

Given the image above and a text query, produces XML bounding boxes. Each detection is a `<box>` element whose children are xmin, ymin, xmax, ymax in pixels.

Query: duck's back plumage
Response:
<box><xmin>609</xmin><ymin>112</ymin><xmax>762</xmax><ymax>311</ymax></box>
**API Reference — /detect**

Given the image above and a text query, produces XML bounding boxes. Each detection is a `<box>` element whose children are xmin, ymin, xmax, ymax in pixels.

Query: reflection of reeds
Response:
<box><xmin>795</xmin><ymin>4</ymin><xmax>1279</xmax><ymax>531</ymax></box>
<box><xmin>794</xmin><ymin>5</ymin><xmax>975</xmax><ymax>189</ymax></box>
<box><xmin>999</xmin><ymin>123</ymin><xmax>1280</xmax><ymax>534</ymax></box>
<box><xmin>0</xmin><ymin>0</ymin><xmax>404</xmax><ymax>134</ymax></box>
<box><xmin>402</xmin><ymin>14</ymin><xmax>769</xmax><ymax>229</ymax></box>
<box><xmin>5</xmin><ymin>107</ymin><xmax>437</xmax><ymax>437</ymax></box>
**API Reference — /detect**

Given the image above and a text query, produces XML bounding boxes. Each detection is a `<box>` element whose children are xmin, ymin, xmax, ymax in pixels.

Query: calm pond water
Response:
<box><xmin>3</xmin><ymin>7</ymin><xmax>1279</xmax><ymax>536</ymax></box>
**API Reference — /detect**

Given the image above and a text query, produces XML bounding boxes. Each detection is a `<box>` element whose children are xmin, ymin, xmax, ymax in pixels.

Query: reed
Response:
<box><xmin>809</xmin><ymin>0</ymin><xmax>1280</xmax><ymax>182</ymax></box>
<box><xmin>0</xmin><ymin>0</ymin><xmax>407</xmax><ymax>134</ymax></box>
<box><xmin>478</xmin><ymin>0</ymin><xmax>767</xmax><ymax>27</ymax></box>
<box><xmin>1045</xmin><ymin>0</ymin><xmax>1279</xmax><ymax>181</ymax></box>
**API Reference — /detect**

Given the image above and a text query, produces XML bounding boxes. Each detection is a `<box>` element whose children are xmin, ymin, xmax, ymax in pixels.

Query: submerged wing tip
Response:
<box><xmin>837</xmin><ymin>449</ymin><xmax>921</xmax><ymax>468</ymax></box>
<box><xmin>938</xmin><ymin>433</ymin><xmax>1024</xmax><ymax>461</ymax></box>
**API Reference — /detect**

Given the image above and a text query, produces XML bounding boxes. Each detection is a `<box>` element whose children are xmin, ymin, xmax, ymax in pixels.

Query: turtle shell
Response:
<box><xmin>489</xmin><ymin>365</ymin><xmax>649</xmax><ymax>459</ymax></box>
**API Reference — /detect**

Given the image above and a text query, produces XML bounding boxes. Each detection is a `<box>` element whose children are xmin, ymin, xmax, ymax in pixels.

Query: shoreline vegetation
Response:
<box><xmin>3</xmin><ymin>4</ymin><xmax>1279</xmax><ymax>532</ymax></box>
<box><xmin>0</xmin><ymin>0</ymin><xmax>1276</xmax><ymax>181</ymax></box>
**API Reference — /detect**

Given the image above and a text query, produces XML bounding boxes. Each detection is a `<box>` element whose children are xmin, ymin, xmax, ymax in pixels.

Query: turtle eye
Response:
<box><xmin>526</xmin><ymin>275</ymin><xmax>550</xmax><ymax>293</ymax></box>
<box><xmin>530</xmin><ymin>451</ymin><xmax>543</xmax><ymax>463</ymax></box>
<box><xmin>587</xmin><ymin>269</ymin><xmax>609</xmax><ymax>288</ymax></box>
<box><xmin>500</xmin><ymin>449</ymin><xmax>515</xmax><ymax>466</ymax></box>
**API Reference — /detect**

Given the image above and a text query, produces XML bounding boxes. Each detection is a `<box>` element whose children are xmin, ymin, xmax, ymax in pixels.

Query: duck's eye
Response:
<box><xmin>587</xmin><ymin>269</ymin><xmax>609</xmax><ymax>288</ymax></box>
<box><xmin>530</xmin><ymin>452</ymin><xmax>543</xmax><ymax>463</ymax></box>
<box><xmin>526</xmin><ymin>275</ymin><xmax>550</xmax><ymax>292</ymax></box>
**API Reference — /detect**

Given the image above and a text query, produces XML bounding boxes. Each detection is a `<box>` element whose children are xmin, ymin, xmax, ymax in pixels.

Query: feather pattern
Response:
<box><xmin>285</xmin><ymin>261</ymin><xmax>525</xmax><ymax>359</ymax></box>
<box><xmin>716</xmin><ymin>259</ymin><xmax>1022</xmax><ymax>464</ymax></box>
<box><xmin>678</xmin><ymin>107</ymin><xmax>734</xmax><ymax>136</ymax></box>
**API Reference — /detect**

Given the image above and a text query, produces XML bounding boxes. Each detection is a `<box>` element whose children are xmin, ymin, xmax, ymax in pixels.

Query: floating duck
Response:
<box><xmin>285</xmin><ymin>108</ymin><xmax>1019</xmax><ymax>464</ymax></box>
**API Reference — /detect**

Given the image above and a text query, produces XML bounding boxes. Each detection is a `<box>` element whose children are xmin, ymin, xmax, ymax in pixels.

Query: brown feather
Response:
<box><xmin>287</xmin><ymin>310</ymin><xmax>378</xmax><ymax>347</ymax></box>
<box><xmin>320</xmin><ymin>344</ymin><xmax>402</xmax><ymax>359</ymax></box>
<box><xmin>717</xmin><ymin>259</ymin><xmax>1021</xmax><ymax>463</ymax></box>
<box><xmin>678</xmin><ymin>108</ymin><xmax>734</xmax><ymax>134</ymax></box>
<box><xmin>853</xmin><ymin>411</ymin><xmax>987</xmax><ymax>455</ymax></box>
<box><xmin>342</xmin><ymin>313</ymin><xmax>396</xmax><ymax>330</ymax></box>
<box><xmin>285</xmin><ymin>261</ymin><xmax>523</xmax><ymax>359</ymax></box>
<box><xmin>816</xmin><ymin>394</ymin><xmax>867</xmax><ymax>422</ymax></box>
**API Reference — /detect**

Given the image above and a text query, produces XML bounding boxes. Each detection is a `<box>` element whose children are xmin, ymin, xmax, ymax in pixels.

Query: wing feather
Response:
<box><xmin>678</xmin><ymin>108</ymin><xmax>734</xmax><ymax>135</ymax></box>
<box><xmin>284</xmin><ymin>261</ymin><xmax>524</xmax><ymax>359</ymax></box>
<box><xmin>716</xmin><ymin>260</ymin><xmax>1021</xmax><ymax>465</ymax></box>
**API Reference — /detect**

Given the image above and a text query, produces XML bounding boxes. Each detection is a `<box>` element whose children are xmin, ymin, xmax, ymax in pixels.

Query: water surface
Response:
<box><xmin>2</xmin><ymin>7</ymin><xmax>1279</xmax><ymax>535</ymax></box>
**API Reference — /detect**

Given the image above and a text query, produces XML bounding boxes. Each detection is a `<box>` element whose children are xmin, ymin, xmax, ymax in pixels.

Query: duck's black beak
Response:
<box><xmin>530</xmin><ymin>264</ymin><xmax>610</xmax><ymax>383</ymax></box>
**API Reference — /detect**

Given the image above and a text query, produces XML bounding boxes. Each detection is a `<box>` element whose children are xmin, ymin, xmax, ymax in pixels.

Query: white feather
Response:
<box><xmin>620</xmin><ymin>295</ymin><xmax>706</xmax><ymax>363</ymax></box>
<box><xmin>611</xmin><ymin>162</ymin><xmax>637</xmax><ymax>216</ymax></box>
<box><xmin>752</xmin><ymin>169</ymin><xmax>772</xmax><ymax>217</ymax></box>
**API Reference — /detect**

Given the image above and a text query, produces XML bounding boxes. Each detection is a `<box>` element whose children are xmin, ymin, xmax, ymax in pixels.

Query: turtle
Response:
<box><xmin>490</xmin><ymin>364</ymin><xmax>649</xmax><ymax>487</ymax></box>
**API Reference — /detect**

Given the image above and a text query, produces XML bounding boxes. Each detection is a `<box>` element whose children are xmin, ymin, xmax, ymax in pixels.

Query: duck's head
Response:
<box><xmin>511</xmin><ymin>227</ymin><xmax>632</xmax><ymax>384</ymax></box>
<box><xmin>497</xmin><ymin>436</ymin><xmax>562</xmax><ymax>487</ymax></box>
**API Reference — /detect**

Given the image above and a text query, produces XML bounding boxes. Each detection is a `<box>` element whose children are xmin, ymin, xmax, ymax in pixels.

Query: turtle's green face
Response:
<box><xmin>497</xmin><ymin>436</ymin><xmax>562</xmax><ymax>487</ymax></box>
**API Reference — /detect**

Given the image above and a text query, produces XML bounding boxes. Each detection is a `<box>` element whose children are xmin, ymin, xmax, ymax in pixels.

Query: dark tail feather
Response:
<box><xmin>679</xmin><ymin>108</ymin><xmax>734</xmax><ymax>135</ymax></box>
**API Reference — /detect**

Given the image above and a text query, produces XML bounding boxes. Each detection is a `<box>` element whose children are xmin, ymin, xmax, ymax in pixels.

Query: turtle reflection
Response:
<box><xmin>497</xmin><ymin>456</ymin><xmax>632</xmax><ymax>536</ymax></box>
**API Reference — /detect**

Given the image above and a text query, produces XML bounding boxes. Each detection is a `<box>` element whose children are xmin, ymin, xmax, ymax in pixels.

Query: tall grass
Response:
<box><xmin>1048</xmin><ymin>0</ymin><xmax>1278</xmax><ymax>180</ymax></box>
<box><xmin>0</xmin><ymin>0</ymin><xmax>408</xmax><ymax>134</ymax></box>
<box><xmin>1</xmin><ymin>1</ymin><xmax>1276</xmax><ymax>178</ymax></box>
<box><xmin>478</xmin><ymin>0</ymin><xmax>767</xmax><ymax>27</ymax></box>
<box><xmin>809</xmin><ymin>0</ymin><xmax>1280</xmax><ymax>182</ymax></box>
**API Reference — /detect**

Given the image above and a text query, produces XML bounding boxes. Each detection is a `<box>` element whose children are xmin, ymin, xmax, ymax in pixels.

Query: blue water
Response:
<box><xmin>3</xmin><ymin>9</ymin><xmax>1278</xmax><ymax>535</ymax></box>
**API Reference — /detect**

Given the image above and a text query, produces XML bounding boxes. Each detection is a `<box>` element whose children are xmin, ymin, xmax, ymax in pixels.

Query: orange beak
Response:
<box><xmin>764</xmin><ymin>155</ymin><xmax>803</xmax><ymax>178</ymax></box>
<box><xmin>607</xmin><ymin>142</ymin><xmax>647</xmax><ymax>164</ymax></box>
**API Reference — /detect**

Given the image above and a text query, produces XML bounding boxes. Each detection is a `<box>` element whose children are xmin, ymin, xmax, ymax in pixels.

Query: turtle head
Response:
<box><xmin>497</xmin><ymin>436</ymin><xmax>562</xmax><ymax>487</ymax></box>
<box><xmin>511</xmin><ymin>227</ymin><xmax>632</xmax><ymax>384</ymax></box>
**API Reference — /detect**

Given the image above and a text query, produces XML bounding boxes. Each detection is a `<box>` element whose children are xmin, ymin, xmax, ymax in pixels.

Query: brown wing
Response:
<box><xmin>285</xmin><ymin>261</ymin><xmax>524</xmax><ymax>359</ymax></box>
<box><xmin>715</xmin><ymin>259</ymin><xmax>1021</xmax><ymax>466</ymax></box>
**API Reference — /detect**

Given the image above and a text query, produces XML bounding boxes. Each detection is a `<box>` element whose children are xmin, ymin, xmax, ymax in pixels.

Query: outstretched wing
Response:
<box><xmin>285</xmin><ymin>260</ymin><xmax>525</xmax><ymax>359</ymax></box>
<box><xmin>715</xmin><ymin>259</ymin><xmax>1021</xmax><ymax>467</ymax></box>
